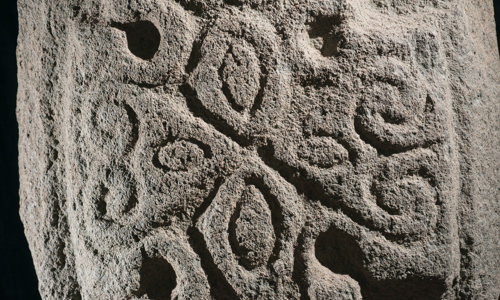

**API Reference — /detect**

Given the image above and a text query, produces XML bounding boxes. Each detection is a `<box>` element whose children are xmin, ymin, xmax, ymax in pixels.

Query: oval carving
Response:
<box><xmin>229</xmin><ymin>185</ymin><xmax>275</xmax><ymax>270</ymax></box>
<box><xmin>220</xmin><ymin>43</ymin><xmax>261</xmax><ymax>112</ymax></box>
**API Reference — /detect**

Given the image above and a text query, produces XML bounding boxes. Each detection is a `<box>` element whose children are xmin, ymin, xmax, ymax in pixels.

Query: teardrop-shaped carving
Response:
<box><xmin>229</xmin><ymin>185</ymin><xmax>275</xmax><ymax>270</ymax></box>
<box><xmin>111</xmin><ymin>20</ymin><xmax>161</xmax><ymax>60</ymax></box>
<box><xmin>219</xmin><ymin>42</ymin><xmax>261</xmax><ymax>112</ymax></box>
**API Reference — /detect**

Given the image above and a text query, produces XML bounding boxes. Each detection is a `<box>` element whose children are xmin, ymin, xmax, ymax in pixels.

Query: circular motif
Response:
<box><xmin>354</xmin><ymin>57</ymin><xmax>445</xmax><ymax>155</ymax></box>
<box><xmin>341</xmin><ymin>151</ymin><xmax>439</xmax><ymax>241</ymax></box>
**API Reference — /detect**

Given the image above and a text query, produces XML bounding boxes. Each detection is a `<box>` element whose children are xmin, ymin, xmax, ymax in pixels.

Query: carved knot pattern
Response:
<box><xmin>73</xmin><ymin>1</ymin><xmax>454</xmax><ymax>299</ymax></box>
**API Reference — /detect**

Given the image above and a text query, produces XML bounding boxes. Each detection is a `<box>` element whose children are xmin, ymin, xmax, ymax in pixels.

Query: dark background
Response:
<box><xmin>1</xmin><ymin>1</ymin><xmax>499</xmax><ymax>299</ymax></box>
<box><xmin>0</xmin><ymin>0</ymin><xmax>40</xmax><ymax>299</ymax></box>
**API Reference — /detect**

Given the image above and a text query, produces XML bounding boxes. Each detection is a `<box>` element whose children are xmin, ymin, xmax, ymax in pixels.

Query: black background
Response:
<box><xmin>1</xmin><ymin>1</ymin><xmax>499</xmax><ymax>299</ymax></box>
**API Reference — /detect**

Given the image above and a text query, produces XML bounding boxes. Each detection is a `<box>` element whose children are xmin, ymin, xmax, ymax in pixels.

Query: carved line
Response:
<box><xmin>354</xmin><ymin>114</ymin><xmax>417</xmax><ymax>157</ymax></box>
<box><xmin>353</xmin><ymin>94</ymin><xmax>438</xmax><ymax>157</ymax></box>
<box><xmin>298</xmin><ymin>74</ymin><xmax>336</xmax><ymax>88</ymax></box>
<box><xmin>250</xmin><ymin>66</ymin><xmax>268</xmax><ymax>116</ymax></box>
<box><xmin>218</xmin><ymin>46</ymin><xmax>246</xmax><ymax>112</ymax></box>
<box><xmin>179</xmin><ymin>72</ymin><xmax>431</xmax><ymax>241</ymax></box>
<box><xmin>243</xmin><ymin>176</ymin><xmax>285</xmax><ymax>268</ymax></box>
<box><xmin>371</xmin><ymin>181</ymin><xmax>400</xmax><ymax>216</ymax></box>
<box><xmin>291</xmin><ymin>228</ymin><xmax>310</xmax><ymax>300</ymax></box>
<box><xmin>227</xmin><ymin>197</ymin><xmax>245</xmax><ymax>267</ymax></box>
<box><xmin>123</xmin><ymin>103</ymin><xmax>140</xmax><ymax>215</ymax></box>
<box><xmin>184</xmin><ymin>17</ymin><xmax>276</xmax><ymax>121</ymax></box>
<box><xmin>310</xmin><ymin>128</ymin><xmax>360</xmax><ymax>166</ymax></box>
<box><xmin>257</xmin><ymin>141</ymin><xmax>339</xmax><ymax>209</ymax></box>
<box><xmin>175</xmin><ymin>0</ymin><xmax>207</xmax><ymax>17</ymax></box>
<box><xmin>187</xmin><ymin>138</ymin><xmax>214</xmax><ymax>159</ymax></box>
<box><xmin>187</xmin><ymin>177</ymin><xmax>239</xmax><ymax>300</ymax></box>
<box><xmin>123</xmin><ymin>183</ymin><xmax>139</xmax><ymax>214</ymax></box>
<box><xmin>214</xmin><ymin>43</ymin><xmax>270</xmax><ymax>115</ymax></box>
<box><xmin>124</xmin><ymin>78</ymin><xmax>166</xmax><ymax>89</ymax></box>
<box><xmin>257</xmin><ymin>140</ymin><xmax>429</xmax><ymax>242</ymax></box>
<box><xmin>227</xmin><ymin>175</ymin><xmax>286</xmax><ymax>270</ymax></box>
<box><xmin>151</xmin><ymin>131</ymin><xmax>213</xmax><ymax>173</ymax></box>
<box><xmin>123</xmin><ymin>102</ymin><xmax>139</xmax><ymax>155</ymax></box>
<box><xmin>179</xmin><ymin>83</ymin><xmax>252</xmax><ymax>147</ymax></box>
<box><xmin>185</xmin><ymin>26</ymin><xmax>210</xmax><ymax>73</ymax></box>
<box><xmin>96</xmin><ymin>183</ymin><xmax>109</xmax><ymax>217</ymax></box>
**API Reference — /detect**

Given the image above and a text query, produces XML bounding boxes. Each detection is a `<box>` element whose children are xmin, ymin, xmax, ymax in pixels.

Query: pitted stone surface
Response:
<box><xmin>17</xmin><ymin>0</ymin><xmax>499</xmax><ymax>299</ymax></box>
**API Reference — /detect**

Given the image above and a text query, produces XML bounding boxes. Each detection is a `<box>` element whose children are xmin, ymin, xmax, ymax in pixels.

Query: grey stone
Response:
<box><xmin>17</xmin><ymin>0</ymin><xmax>500</xmax><ymax>299</ymax></box>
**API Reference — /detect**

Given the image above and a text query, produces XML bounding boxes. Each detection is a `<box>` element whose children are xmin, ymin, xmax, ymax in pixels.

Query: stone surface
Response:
<box><xmin>17</xmin><ymin>0</ymin><xmax>499</xmax><ymax>299</ymax></box>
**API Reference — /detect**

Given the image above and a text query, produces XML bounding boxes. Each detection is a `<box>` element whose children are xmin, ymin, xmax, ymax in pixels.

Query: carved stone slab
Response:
<box><xmin>17</xmin><ymin>0</ymin><xmax>499</xmax><ymax>299</ymax></box>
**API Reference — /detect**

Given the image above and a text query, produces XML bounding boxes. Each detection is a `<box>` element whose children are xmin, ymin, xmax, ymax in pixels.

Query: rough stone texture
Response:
<box><xmin>17</xmin><ymin>0</ymin><xmax>499</xmax><ymax>299</ymax></box>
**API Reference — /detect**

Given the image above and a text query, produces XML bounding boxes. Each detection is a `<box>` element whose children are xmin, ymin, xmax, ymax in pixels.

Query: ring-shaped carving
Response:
<box><xmin>188</xmin><ymin>9</ymin><xmax>290</xmax><ymax>143</ymax></box>
<box><xmin>197</xmin><ymin>161</ymin><xmax>302</xmax><ymax>298</ymax></box>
